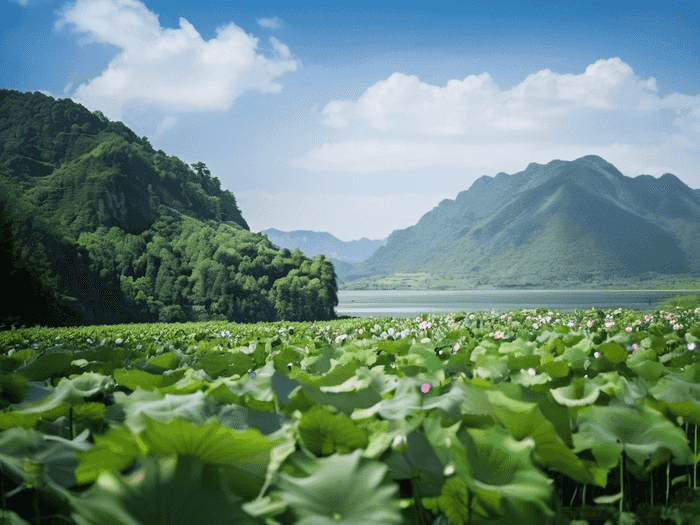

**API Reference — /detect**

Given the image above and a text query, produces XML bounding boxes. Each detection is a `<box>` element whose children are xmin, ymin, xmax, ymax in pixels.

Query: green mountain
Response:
<box><xmin>347</xmin><ymin>155</ymin><xmax>700</xmax><ymax>289</ymax></box>
<box><xmin>0</xmin><ymin>89</ymin><xmax>337</xmax><ymax>327</ymax></box>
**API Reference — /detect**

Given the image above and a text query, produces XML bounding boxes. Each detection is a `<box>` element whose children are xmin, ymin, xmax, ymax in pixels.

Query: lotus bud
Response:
<box><xmin>391</xmin><ymin>434</ymin><xmax>408</xmax><ymax>453</ymax></box>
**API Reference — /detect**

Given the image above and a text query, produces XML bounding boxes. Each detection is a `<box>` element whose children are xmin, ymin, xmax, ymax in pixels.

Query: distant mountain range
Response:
<box><xmin>261</xmin><ymin>228</ymin><xmax>387</xmax><ymax>281</ymax></box>
<box><xmin>346</xmin><ymin>155</ymin><xmax>700</xmax><ymax>289</ymax></box>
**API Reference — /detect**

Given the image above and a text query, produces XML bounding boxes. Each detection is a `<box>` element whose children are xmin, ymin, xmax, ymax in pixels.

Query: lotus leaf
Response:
<box><xmin>275</xmin><ymin>449</ymin><xmax>402</xmax><ymax>525</ymax></box>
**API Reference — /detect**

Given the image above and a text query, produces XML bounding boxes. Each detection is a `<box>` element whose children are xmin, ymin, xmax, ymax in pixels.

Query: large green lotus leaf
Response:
<box><xmin>510</xmin><ymin>367</ymin><xmax>551</xmax><ymax>387</ymax></box>
<box><xmin>421</xmin><ymin>380</ymin><xmax>494</xmax><ymax>428</ymax></box>
<box><xmin>157</xmin><ymin>368</ymin><xmax>210</xmax><ymax>395</ymax></box>
<box><xmin>336</xmin><ymin>345</ymin><xmax>378</xmax><ymax>369</ymax></box>
<box><xmin>217</xmin><ymin>360</ymin><xmax>276</xmax><ymax>411</ymax></box>
<box><xmin>275</xmin><ymin>449</ymin><xmax>403</xmax><ymax>525</ymax></box>
<box><xmin>113</xmin><ymin>368</ymin><xmax>179</xmax><ymax>391</ymax></box>
<box><xmin>297</xmin><ymin>405</ymin><xmax>369</xmax><ymax>456</ymax></box>
<box><xmin>0</xmin><ymin>405</ymin><xmax>69</xmax><ymax>430</ymax></box>
<box><xmin>17</xmin><ymin>352</ymin><xmax>74</xmax><ymax>381</ymax></box>
<box><xmin>0</xmin><ymin>373</ymin><xmax>32</xmax><ymax>407</ymax></box>
<box><xmin>69</xmin><ymin>456</ymin><xmax>258</xmax><ymax>525</ymax></box>
<box><xmin>300</xmin><ymin>368</ymin><xmax>382</xmax><ymax>415</ymax></box>
<box><xmin>506</xmin><ymin>354</ymin><xmax>542</xmax><ymax>375</ymax></box>
<box><xmin>422</xmin><ymin>410</ymin><xmax>466</xmax><ymax>473</ymax></box>
<box><xmin>473</xmin><ymin>356</ymin><xmax>509</xmax><ymax>382</ymax></box>
<box><xmin>292</xmin><ymin>359</ymin><xmax>362</xmax><ymax>388</ymax></box>
<box><xmin>498</xmin><ymin>338</ymin><xmax>538</xmax><ymax>356</ymax></box>
<box><xmin>596</xmin><ymin>342</ymin><xmax>628</xmax><ymax>365</ymax></box>
<box><xmin>550</xmin><ymin>377</ymin><xmax>601</xmax><ymax>407</ymax></box>
<box><xmin>573</xmin><ymin>403</ymin><xmax>694</xmax><ymax>469</ymax></box>
<box><xmin>648</xmin><ymin>371</ymin><xmax>700</xmax><ymax>425</ymax></box>
<box><xmin>625</xmin><ymin>351</ymin><xmax>666</xmax><ymax>381</ymax></box>
<box><xmin>560</xmin><ymin>347</ymin><xmax>590</xmax><ymax>371</ymax></box>
<box><xmin>377</xmin><ymin>377</ymin><xmax>423</xmax><ymax>420</ymax></box>
<box><xmin>542</xmin><ymin>358</ymin><xmax>570</xmax><ymax>379</ymax></box>
<box><xmin>194</xmin><ymin>350</ymin><xmax>255</xmax><ymax>379</ymax></box>
<box><xmin>139</xmin><ymin>417</ymin><xmax>281</xmax><ymax>500</ymax></box>
<box><xmin>395</xmin><ymin>353</ymin><xmax>428</xmax><ymax>376</ymax></box>
<box><xmin>11</xmin><ymin>373</ymin><xmax>115</xmax><ymax>413</ymax></box>
<box><xmin>119</xmin><ymin>390</ymin><xmax>219</xmax><ymax>432</ymax></box>
<box><xmin>409</xmin><ymin>343</ymin><xmax>445</xmax><ymax>376</ymax></box>
<box><xmin>486</xmin><ymin>390</ymin><xmax>608</xmax><ymax>487</ymax></box>
<box><xmin>148</xmin><ymin>352</ymin><xmax>181</xmax><ymax>371</ymax></box>
<box><xmin>0</xmin><ymin>427</ymin><xmax>92</xmax><ymax>489</ymax></box>
<box><xmin>449</xmin><ymin>425</ymin><xmax>555</xmax><ymax>524</ymax></box>
<box><xmin>75</xmin><ymin>427</ymin><xmax>143</xmax><ymax>484</ymax></box>
<box><xmin>357</xmin><ymin>414</ymin><xmax>425</xmax><ymax>459</ymax></box>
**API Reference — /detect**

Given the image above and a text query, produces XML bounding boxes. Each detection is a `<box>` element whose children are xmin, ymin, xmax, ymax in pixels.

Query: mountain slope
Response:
<box><xmin>0</xmin><ymin>89</ymin><xmax>337</xmax><ymax>326</ymax></box>
<box><xmin>349</xmin><ymin>155</ymin><xmax>700</xmax><ymax>287</ymax></box>
<box><xmin>262</xmin><ymin>229</ymin><xmax>387</xmax><ymax>263</ymax></box>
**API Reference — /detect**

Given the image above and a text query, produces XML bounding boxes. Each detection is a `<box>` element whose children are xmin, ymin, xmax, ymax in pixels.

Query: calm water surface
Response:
<box><xmin>336</xmin><ymin>290</ymin><xmax>697</xmax><ymax>318</ymax></box>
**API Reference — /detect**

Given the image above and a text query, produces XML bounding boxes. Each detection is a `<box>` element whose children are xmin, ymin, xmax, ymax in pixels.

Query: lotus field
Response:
<box><xmin>1</xmin><ymin>302</ymin><xmax>700</xmax><ymax>525</ymax></box>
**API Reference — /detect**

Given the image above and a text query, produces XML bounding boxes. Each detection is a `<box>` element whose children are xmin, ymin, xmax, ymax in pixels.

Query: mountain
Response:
<box><xmin>0</xmin><ymin>89</ymin><xmax>337</xmax><ymax>327</ymax></box>
<box><xmin>261</xmin><ymin>228</ymin><xmax>387</xmax><ymax>282</ymax></box>
<box><xmin>347</xmin><ymin>155</ymin><xmax>700</xmax><ymax>288</ymax></box>
<box><xmin>261</xmin><ymin>229</ymin><xmax>387</xmax><ymax>263</ymax></box>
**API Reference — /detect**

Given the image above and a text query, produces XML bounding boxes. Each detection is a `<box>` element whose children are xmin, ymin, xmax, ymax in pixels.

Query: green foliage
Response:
<box><xmin>0</xmin><ymin>89</ymin><xmax>337</xmax><ymax>327</ymax></box>
<box><xmin>0</xmin><ymin>303</ymin><xmax>700</xmax><ymax>524</ymax></box>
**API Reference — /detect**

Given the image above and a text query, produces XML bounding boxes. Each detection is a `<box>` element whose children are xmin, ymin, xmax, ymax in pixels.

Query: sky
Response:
<box><xmin>1</xmin><ymin>0</ymin><xmax>699</xmax><ymax>241</ymax></box>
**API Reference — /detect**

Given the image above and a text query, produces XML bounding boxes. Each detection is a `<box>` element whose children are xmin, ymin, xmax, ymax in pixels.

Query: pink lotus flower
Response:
<box><xmin>625</xmin><ymin>327</ymin><xmax>633</xmax><ymax>333</ymax></box>
<box><xmin>421</xmin><ymin>383</ymin><xmax>431</xmax><ymax>393</ymax></box>
<box><xmin>689</xmin><ymin>343</ymin><xmax>696</xmax><ymax>351</ymax></box>
<box><xmin>587</xmin><ymin>320</ymin><xmax>593</xmax><ymax>328</ymax></box>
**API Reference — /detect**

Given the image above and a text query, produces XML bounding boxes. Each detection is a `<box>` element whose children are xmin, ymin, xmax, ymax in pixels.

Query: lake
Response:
<box><xmin>336</xmin><ymin>289</ymin><xmax>698</xmax><ymax>318</ymax></box>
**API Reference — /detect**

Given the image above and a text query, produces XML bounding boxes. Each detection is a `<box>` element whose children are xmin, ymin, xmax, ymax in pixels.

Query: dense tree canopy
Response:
<box><xmin>0</xmin><ymin>89</ymin><xmax>337</xmax><ymax>328</ymax></box>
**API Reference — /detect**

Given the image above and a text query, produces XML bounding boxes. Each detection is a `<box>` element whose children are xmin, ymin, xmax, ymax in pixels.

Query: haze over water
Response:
<box><xmin>336</xmin><ymin>290</ymin><xmax>697</xmax><ymax>318</ymax></box>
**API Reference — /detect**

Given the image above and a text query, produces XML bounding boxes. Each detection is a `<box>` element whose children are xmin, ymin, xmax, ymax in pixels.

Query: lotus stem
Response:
<box><xmin>582</xmin><ymin>483</ymin><xmax>586</xmax><ymax>508</ymax></box>
<box><xmin>667</xmin><ymin>461</ymin><xmax>670</xmax><ymax>505</ymax></box>
<box><xmin>467</xmin><ymin>487</ymin><xmax>471</xmax><ymax>525</ymax></box>
<box><xmin>651</xmin><ymin>468</ymin><xmax>654</xmax><ymax>508</ymax></box>
<box><xmin>620</xmin><ymin>452</ymin><xmax>624</xmax><ymax>520</ymax></box>
<box><xmin>570</xmin><ymin>483</ymin><xmax>578</xmax><ymax>507</ymax></box>
<box><xmin>69</xmin><ymin>406</ymin><xmax>73</xmax><ymax>441</ymax></box>
<box><xmin>695</xmin><ymin>424</ymin><xmax>698</xmax><ymax>491</ymax></box>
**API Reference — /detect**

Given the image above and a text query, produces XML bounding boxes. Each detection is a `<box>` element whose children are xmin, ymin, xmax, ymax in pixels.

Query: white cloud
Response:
<box><xmin>257</xmin><ymin>16</ymin><xmax>282</xmax><ymax>29</ymax></box>
<box><xmin>57</xmin><ymin>0</ymin><xmax>297</xmax><ymax>120</ymax></box>
<box><xmin>237</xmin><ymin>189</ymin><xmax>454</xmax><ymax>241</ymax></box>
<box><xmin>9</xmin><ymin>0</ymin><xmax>30</xmax><ymax>6</ymax></box>
<box><xmin>270</xmin><ymin>36</ymin><xmax>290</xmax><ymax>58</ymax></box>
<box><xmin>320</xmin><ymin>58</ymin><xmax>664</xmax><ymax>136</ymax></box>
<box><xmin>302</xmin><ymin>58</ymin><xmax>699</xmax><ymax>185</ymax></box>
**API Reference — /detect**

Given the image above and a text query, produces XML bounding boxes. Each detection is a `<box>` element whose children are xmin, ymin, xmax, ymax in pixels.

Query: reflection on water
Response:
<box><xmin>336</xmin><ymin>289</ymin><xmax>696</xmax><ymax>318</ymax></box>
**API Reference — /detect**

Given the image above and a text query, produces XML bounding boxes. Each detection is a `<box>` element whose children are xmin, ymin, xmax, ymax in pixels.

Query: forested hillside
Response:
<box><xmin>0</xmin><ymin>89</ymin><xmax>337</xmax><ymax>327</ymax></box>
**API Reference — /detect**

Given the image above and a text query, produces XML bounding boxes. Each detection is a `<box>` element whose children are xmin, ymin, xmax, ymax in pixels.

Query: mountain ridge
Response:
<box><xmin>347</xmin><ymin>155</ymin><xmax>700</xmax><ymax>289</ymax></box>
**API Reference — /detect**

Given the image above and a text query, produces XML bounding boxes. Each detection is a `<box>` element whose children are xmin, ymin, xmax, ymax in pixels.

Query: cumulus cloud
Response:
<box><xmin>302</xmin><ymin>58</ymin><xmax>699</xmax><ymax>182</ymax></box>
<box><xmin>320</xmin><ymin>58</ymin><xmax>664</xmax><ymax>135</ymax></box>
<box><xmin>237</xmin><ymin>189</ymin><xmax>454</xmax><ymax>241</ymax></box>
<box><xmin>257</xmin><ymin>16</ymin><xmax>282</xmax><ymax>29</ymax></box>
<box><xmin>57</xmin><ymin>0</ymin><xmax>297</xmax><ymax>120</ymax></box>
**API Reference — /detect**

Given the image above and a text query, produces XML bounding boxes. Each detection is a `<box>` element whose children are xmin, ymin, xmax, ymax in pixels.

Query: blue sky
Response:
<box><xmin>2</xmin><ymin>0</ymin><xmax>699</xmax><ymax>241</ymax></box>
